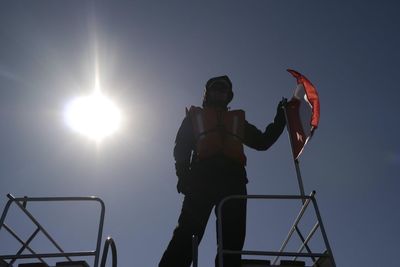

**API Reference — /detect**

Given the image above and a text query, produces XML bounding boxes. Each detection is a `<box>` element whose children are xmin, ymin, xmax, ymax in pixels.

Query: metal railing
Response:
<box><xmin>0</xmin><ymin>193</ymin><xmax>116</xmax><ymax>267</ymax></box>
<box><xmin>217</xmin><ymin>192</ymin><xmax>335</xmax><ymax>267</ymax></box>
<box><xmin>191</xmin><ymin>192</ymin><xmax>335</xmax><ymax>267</ymax></box>
<box><xmin>100</xmin><ymin>237</ymin><xmax>117</xmax><ymax>267</ymax></box>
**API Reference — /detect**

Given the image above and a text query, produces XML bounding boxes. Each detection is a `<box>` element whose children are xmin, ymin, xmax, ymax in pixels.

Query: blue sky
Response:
<box><xmin>1</xmin><ymin>1</ymin><xmax>399</xmax><ymax>266</ymax></box>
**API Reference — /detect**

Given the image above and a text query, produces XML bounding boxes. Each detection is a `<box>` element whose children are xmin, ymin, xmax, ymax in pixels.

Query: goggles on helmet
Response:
<box><xmin>207</xmin><ymin>80</ymin><xmax>231</xmax><ymax>93</ymax></box>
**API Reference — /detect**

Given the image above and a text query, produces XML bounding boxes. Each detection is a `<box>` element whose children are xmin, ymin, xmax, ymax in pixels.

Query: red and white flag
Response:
<box><xmin>286</xmin><ymin>69</ymin><xmax>320</xmax><ymax>160</ymax></box>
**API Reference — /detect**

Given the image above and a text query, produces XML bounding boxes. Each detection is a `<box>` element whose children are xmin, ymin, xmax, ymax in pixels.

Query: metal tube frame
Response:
<box><xmin>0</xmin><ymin>193</ymin><xmax>106</xmax><ymax>267</ymax></box>
<box><xmin>271</xmin><ymin>191</ymin><xmax>314</xmax><ymax>265</ymax></box>
<box><xmin>293</xmin><ymin>222</ymin><xmax>320</xmax><ymax>262</ymax></box>
<box><xmin>2</xmin><ymin>223</ymin><xmax>47</xmax><ymax>265</ymax></box>
<box><xmin>216</xmin><ymin>193</ymin><xmax>335</xmax><ymax>267</ymax></box>
<box><xmin>294</xmin><ymin>225</ymin><xmax>316</xmax><ymax>263</ymax></box>
<box><xmin>10</xmin><ymin>196</ymin><xmax>73</xmax><ymax>261</ymax></box>
<box><xmin>9</xmin><ymin>227</ymin><xmax>41</xmax><ymax>266</ymax></box>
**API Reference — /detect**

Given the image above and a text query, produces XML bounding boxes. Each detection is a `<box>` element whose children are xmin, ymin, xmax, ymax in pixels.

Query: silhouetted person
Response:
<box><xmin>159</xmin><ymin>75</ymin><xmax>286</xmax><ymax>267</ymax></box>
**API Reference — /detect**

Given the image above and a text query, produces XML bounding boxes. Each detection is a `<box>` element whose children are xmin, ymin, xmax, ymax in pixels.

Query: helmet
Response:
<box><xmin>203</xmin><ymin>75</ymin><xmax>234</xmax><ymax>107</ymax></box>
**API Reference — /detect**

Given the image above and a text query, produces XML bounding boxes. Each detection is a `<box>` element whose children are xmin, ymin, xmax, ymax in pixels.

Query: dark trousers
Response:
<box><xmin>159</xmin><ymin>183</ymin><xmax>247</xmax><ymax>267</ymax></box>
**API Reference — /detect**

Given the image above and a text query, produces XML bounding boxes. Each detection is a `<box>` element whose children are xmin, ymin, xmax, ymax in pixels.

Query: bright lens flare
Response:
<box><xmin>64</xmin><ymin>91</ymin><xmax>121</xmax><ymax>142</ymax></box>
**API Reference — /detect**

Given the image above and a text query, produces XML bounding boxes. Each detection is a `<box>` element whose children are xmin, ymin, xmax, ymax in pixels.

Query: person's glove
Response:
<box><xmin>274</xmin><ymin>98</ymin><xmax>287</xmax><ymax>125</ymax></box>
<box><xmin>278</xmin><ymin>97</ymin><xmax>287</xmax><ymax>110</ymax></box>
<box><xmin>175</xmin><ymin>162</ymin><xmax>191</xmax><ymax>194</ymax></box>
<box><xmin>177</xmin><ymin>177</ymin><xmax>190</xmax><ymax>194</ymax></box>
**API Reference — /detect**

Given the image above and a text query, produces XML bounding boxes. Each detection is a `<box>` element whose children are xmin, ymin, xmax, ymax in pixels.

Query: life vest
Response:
<box><xmin>189</xmin><ymin>106</ymin><xmax>246</xmax><ymax>165</ymax></box>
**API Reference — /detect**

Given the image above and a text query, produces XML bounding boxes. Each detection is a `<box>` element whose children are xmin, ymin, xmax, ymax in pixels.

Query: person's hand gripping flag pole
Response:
<box><xmin>282</xmin><ymin>69</ymin><xmax>320</xmax><ymax>202</ymax></box>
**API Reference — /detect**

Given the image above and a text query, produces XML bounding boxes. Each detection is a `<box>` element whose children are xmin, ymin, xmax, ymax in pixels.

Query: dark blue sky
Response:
<box><xmin>1</xmin><ymin>1</ymin><xmax>399</xmax><ymax>266</ymax></box>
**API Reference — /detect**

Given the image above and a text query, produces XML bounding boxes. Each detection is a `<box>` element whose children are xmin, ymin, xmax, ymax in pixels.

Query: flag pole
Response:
<box><xmin>282</xmin><ymin>99</ymin><xmax>306</xmax><ymax>203</ymax></box>
<box><xmin>294</xmin><ymin>159</ymin><xmax>305</xmax><ymax>204</ymax></box>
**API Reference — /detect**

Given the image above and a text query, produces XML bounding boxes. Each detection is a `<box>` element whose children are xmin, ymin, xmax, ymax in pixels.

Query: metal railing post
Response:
<box><xmin>311</xmin><ymin>196</ymin><xmax>336</xmax><ymax>267</ymax></box>
<box><xmin>0</xmin><ymin>200</ymin><xmax>13</xmax><ymax>232</ymax></box>
<box><xmin>94</xmin><ymin>198</ymin><xmax>106</xmax><ymax>267</ymax></box>
<box><xmin>100</xmin><ymin>237</ymin><xmax>117</xmax><ymax>267</ymax></box>
<box><xmin>192</xmin><ymin>235</ymin><xmax>198</xmax><ymax>267</ymax></box>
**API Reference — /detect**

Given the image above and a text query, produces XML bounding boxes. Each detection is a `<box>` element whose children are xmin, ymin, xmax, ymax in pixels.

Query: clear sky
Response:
<box><xmin>1</xmin><ymin>1</ymin><xmax>399</xmax><ymax>266</ymax></box>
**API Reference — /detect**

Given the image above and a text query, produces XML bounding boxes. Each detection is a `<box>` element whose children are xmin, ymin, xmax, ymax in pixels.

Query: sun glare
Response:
<box><xmin>64</xmin><ymin>90</ymin><xmax>121</xmax><ymax>142</ymax></box>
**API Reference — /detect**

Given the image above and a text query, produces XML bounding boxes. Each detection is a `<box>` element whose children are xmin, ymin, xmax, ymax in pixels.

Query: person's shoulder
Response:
<box><xmin>187</xmin><ymin>105</ymin><xmax>203</xmax><ymax>115</ymax></box>
<box><xmin>228</xmin><ymin>108</ymin><xmax>245</xmax><ymax>116</ymax></box>
<box><xmin>230</xmin><ymin>108</ymin><xmax>245</xmax><ymax>112</ymax></box>
<box><xmin>188</xmin><ymin>105</ymin><xmax>202</xmax><ymax>111</ymax></box>
<box><xmin>179</xmin><ymin>106</ymin><xmax>201</xmax><ymax>122</ymax></box>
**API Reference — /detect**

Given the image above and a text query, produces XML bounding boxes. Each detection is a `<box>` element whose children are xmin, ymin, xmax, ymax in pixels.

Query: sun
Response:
<box><xmin>64</xmin><ymin>90</ymin><xmax>121</xmax><ymax>142</ymax></box>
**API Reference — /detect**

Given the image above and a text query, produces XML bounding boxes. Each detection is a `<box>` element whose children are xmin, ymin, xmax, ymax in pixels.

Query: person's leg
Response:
<box><xmin>159</xmin><ymin>194</ymin><xmax>214</xmax><ymax>267</ymax></box>
<box><xmin>215</xmin><ymin>185</ymin><xmax>247</xmax><ymax>267</ymax></box>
